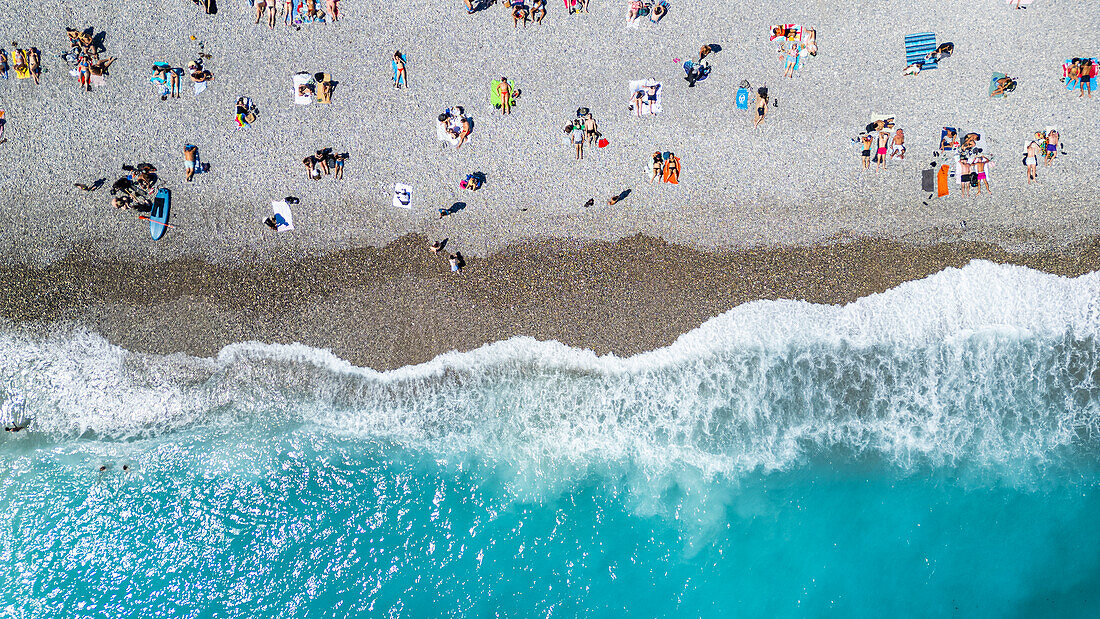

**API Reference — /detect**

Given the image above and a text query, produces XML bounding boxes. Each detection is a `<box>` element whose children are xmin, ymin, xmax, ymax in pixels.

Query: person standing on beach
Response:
<box><xmin>1025</xmin><ymin>137</ymin><xmax>1041</xmax><ymax>184</ymax></box>
<box><xmin>571</xmin><ymin>121</ymin><xmax>585</xmax><ymax>159</ymax></box>
<box><xmin>498</xmin><ymin>77</ymin><xmax>512</xmax><ymax>114</ymax></box>
<box><xmin>958</xmin><ymin>158</ymin><xmax>970</xmax><ymax>197</ymax></box>
<box><xmin>875</xmin><ymin>130</ymin><xmax>889</xmax><ymax>172</ymax></box>
<box><xmin>753</xmin><ymin>87</ymin><xmax>768</xmax><ymax>129</ymax></box>
<box><xmin>859</xmin><ymin>135</ymin><xmax>872</xmax><ymax>168</ymax></box>
<box><xmin>973</xmin><ymin>156</ymin><xmax>991</xmax><ymax>194</ymax></box>
<box><xmin>184</xmin><ymin>144</ymin><xmax>198</xmax><ymax>181</ymax></box>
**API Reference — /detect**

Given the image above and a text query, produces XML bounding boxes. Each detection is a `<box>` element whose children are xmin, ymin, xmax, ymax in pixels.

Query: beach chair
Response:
<box><xmin>905</xmin><ymin>33</ymin><xmax>938</xmax><ymax>70</ymax></box>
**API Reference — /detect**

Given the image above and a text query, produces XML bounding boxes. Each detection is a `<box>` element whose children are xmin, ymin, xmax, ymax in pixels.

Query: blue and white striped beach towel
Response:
<box><xmin>905</xmin><ymin>32</ymin><xmax>937</xmax><ymax>70</ymax></box>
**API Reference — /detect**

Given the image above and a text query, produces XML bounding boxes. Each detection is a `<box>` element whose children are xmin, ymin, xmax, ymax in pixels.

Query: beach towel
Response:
<box><xmin>628</xmin><ymin>80</ymin><xmax>662</xmax><ymax>115</ymax></box>
<box><xmin>769</xmin><ymin>24</ymin><xmax>802</xmax><ymax>41</ymax></box>
<box><xmin>735</xmin><ymin>87</ymin><xmax>749</xmax><ymax>109</ymax></box>
<box><xmin>1064</xmin><ymin>59</ymin><xmax>1098</xmax><ymax>91</ymax></box>
<box><xmin>436</xmin><ymin>119</ymin><xmax>460</xmax><ymax>146</ymax></box>
<box><xmin>293</xmin><ymin>72</ymin><xmax>313</xmax><ymax>105</ymax></box>
<box><xmin>904</xmin><ymin>32</ymin><xmax>938</xmax><ymax>70</ymax></box>
<box><xmin>989</xmin><ymin>72</ymin><xmax>1008</xmax><ymax>98</ymax></box>
<box><xmin>940</xmin><ymin>127</ymin><xmax>959</xmax><ymax>151</ymax></box>
<box><xmin>271</xmin><ymin>200</ymin><xmax>294</xmax><ymax>232</ymax></box>
<box><xmin>292</xmin><ymin>0</ymin><xmax>326</xmax><ymax>24</ymax></box>
<box><xmin>392</xmin><ymin>184</ymin><xmax>413</xmax><ymax>209</ymax></box>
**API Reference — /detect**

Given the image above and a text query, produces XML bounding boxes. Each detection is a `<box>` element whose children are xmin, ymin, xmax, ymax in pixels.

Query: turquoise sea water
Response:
<box><xmin>1</xmin><ymin>261</ymin><xmax>1099</xmax><ymax>617</ymax></box>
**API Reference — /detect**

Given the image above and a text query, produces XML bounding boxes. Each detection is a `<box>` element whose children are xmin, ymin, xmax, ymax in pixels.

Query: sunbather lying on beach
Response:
<box><xmin>630</xmin><ymin>89</ymin><xmax>645</xmax><ymax>116</ymax></box>
<box><xmin>27</xmin><ymin>48</ymin><xmax>40</xmax><ymax>84</ymax></box>
<box><xmin>627</xmin><ymin>0</ymin><xmax>642</xmax><ymax>25</ymax></box>
<box><xmin>649</xmin><ymin>0</ymin><xmax>667</xmax><ymax>22</ymax></box>
<box><xmin>990</xmin><ymin>75</ymin><xmax>1016</xmax><ymax>97</ymax></box>
<box><xmin>1025</xmin><ymin>136</ymin><xmax>1041</xmax><ymax>183</ymax></box>
<box><xmin>0</xmin><ymin>49</ymin><xmax>7</xmax><ymax>79</ymax></box>
<box><xmin>327</xmin><ymin>0</ymin><xmax>339</xmax><ymax>20</ymax></box>
<box><xmin>781</xmin><ymin>43</ymin><xmax>797</xmax><ymax>78</ymax></box>
<box><xmin>88</xmin><ymin>57</ymin><xmax>115</xmax><ymax>87</ymax></box>
<box><xmin>1044</xmin><ymin>130</ymin><xmax>1059</xmax><ymax>164</ymax></box>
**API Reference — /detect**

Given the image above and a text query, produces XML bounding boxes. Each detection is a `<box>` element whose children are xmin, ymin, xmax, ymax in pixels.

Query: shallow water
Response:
<box><xmin>1</xmin><ymin>261</ymin><xmax>1099</xmax><ymax>617</ymax></box>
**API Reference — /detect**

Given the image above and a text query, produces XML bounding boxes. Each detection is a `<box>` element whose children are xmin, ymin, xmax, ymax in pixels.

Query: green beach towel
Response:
<box><xmin>490</xmin><ymin>79</ymin><xmax>518</xmax><ymax>108</ymax></box>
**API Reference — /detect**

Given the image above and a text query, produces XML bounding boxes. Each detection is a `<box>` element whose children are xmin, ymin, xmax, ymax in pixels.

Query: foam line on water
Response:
<box><xmin>1</xmin><ymin>261</ymin><xmax>1098</xmax><ymax>477</ymax></box>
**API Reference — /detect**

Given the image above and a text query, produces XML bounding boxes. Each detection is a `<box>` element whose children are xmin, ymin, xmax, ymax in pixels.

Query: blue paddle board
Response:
<box><xmin>149</xmin><ymin>188</ymin><xmax>170</xmax><ymax>240</ymax></box>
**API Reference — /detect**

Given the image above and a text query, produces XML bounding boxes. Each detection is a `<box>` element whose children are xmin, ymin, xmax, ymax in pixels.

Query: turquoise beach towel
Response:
<box><xmin>905</xmin><ymin>32</ymin><xmax>937</xmax><ymax>69</ymax></box>
<box><xmin>1064</xmin><ymin>58</ymin><xmax>1097</xmax><ymax>91</ymax></box>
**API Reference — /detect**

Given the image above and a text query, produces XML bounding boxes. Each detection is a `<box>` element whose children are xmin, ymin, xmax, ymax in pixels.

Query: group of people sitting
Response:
<box><xmin>255</xmin><ymin>0</ymin><xmax>338</xmax><ymax>27</ymax></box>
<box><xmin>564</xmin><ymin>107</ymin><xmax>601</xmax><ymax>159</ymax></box>
<box><xmin>61</xmin><ymin>28</ymin><xmax>118</xmax><ymax>91</ymax></box>
<box><xmin>1064</xmin><ymin>57</ymin><xmax>1096</xmax><ymax>97</ymax></box>
<box><xmin>855</xmin><ymin>117</ymin><xmax>905</xmax><ymax>171</ymax></box>
<box><xmin>627</xmin><ymin>0</ymin><xmax>668</xmax><ymax>26</ymax></box>
<box><xmin>302</xmin><ymin>148</ymin><xmax>347</xmax><ymax>180</ymax></box>
<box><xmin>109</xmin><ymin>163</ymin><xmax>159</xmax><ymax>210</ymax></box>
<box><xmin>1</xmin><ymin>46</ymin><xmax>41</xmax><ymax>84</ymax></box>
<box><xmin>649</xmin><ymin>151</ymin><xmax>681</xmax><ymax>184</ymax></box>
<box><xmin>940</xmin><ymin>129</ymin><xmax>993</xmax><ymax>196</ymax></box>
<box><xmin>436</xmin><ymin>106</ymin><xmax>473</xmax><ymax>148</ymax></box>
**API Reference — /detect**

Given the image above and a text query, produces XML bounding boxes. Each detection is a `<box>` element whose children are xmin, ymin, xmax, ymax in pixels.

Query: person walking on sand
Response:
<box><xmin>753</xmin><ymin>87</ymin><xmax>769</xmax><ymax>129</ymax></box>
<box><xmin>497</xmin><ymin>77</ymin><xmax>512</xmax><ymax>114</ymax></box>
<box><xmin>184</xmin><ymin>144</ymin><xmax>198</xmax><ymax>181</ymax></box>
<box><xmin>1025</xmin><ymin>136</ymin><xmax>1041</xmax><ymax>184</ymax></box>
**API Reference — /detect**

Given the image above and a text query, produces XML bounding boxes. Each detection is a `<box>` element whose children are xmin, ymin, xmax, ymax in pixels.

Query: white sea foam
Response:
<box><xmin>1</xmin><ymin>261</ymin><xmax>1099</xmax><ymax>477</ymax></box>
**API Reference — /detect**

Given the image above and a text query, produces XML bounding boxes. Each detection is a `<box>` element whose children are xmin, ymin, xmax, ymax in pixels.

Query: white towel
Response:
<box><xmin>293</xmin><ymin>72</ymin><xmax>313</xmax><ymax>105</ymax></box>
<box><xmin>393</xmin><ymin>184</ymin><xmax>413</xmax><ymax>209</ymax></box>
<box><xmin>271</xmin><ymin>200</ymin><xmax>294</xmax><ymax>232</ymax></box>
<box><xmin>193</xmin><ymin>80</ymin><xmax>208</xmax><ymax>95</ymax></box>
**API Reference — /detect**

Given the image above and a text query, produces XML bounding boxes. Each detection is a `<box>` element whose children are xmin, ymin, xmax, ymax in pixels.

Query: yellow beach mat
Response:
<box><xmin>14</xmin><ymin>50</ymin><xmax>31</xmax><ymax>79</ymax></box>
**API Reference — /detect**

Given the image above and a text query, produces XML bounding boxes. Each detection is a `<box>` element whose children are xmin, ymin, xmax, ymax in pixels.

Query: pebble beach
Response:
<box><xmin>0</xmin><ymin>0</ymin><xmax>1097</xmax><ymax>365</ymax></box>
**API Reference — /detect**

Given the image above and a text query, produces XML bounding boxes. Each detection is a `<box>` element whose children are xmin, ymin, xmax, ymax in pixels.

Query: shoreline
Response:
<box><xmin>5</xmin><ymin>233</ymin><xmax>1100</xmax><ymax>371</ymax></box>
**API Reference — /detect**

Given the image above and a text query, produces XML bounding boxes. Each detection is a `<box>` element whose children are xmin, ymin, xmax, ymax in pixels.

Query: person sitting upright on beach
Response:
<box><xmin>512</xmin><ymin>2</ymin><xmax>530</xmax><ymax>28</ymax></box>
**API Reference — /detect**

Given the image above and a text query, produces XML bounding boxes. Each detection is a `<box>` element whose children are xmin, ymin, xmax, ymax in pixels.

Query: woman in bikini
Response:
<box><xmin>650</xmin><ymin>151</ymin><xmax>663</xmax><ymax>182</ymax></box>
<box><xmin>753</xmin><ymin>88</ymin><xmax>768</xmax><ymax>129</ymax></box>
<box><xmin>627</xmin><ymin>0</ymin><xmax>642</xmax><ymax>25</ymax></box>
<box><xmin>27</xmin><ymin>48</ymin><xmax>40</xmax><ymax>84</ymax></box>
<box><xmin>326</xmin><ymin>0</ymin><xmax>339</xmax><ymax>21</ymax></box>
<box><xmin>392</xmin><ymin>51</ymin><xmax>407</xmax><ymax>88</ymax></box>
<box><xmin>77</xmin><ymin>54</ymin><xmax>91</xmax><ymax>91</ymax></box>
<box><xmin>782</xmin><ymin>43</ymin><xmax>797</xmax><ymax>78</ymax></box>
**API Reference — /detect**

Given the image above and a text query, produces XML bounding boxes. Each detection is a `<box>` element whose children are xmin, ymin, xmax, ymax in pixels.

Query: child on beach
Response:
<box><xmin>571</xmin><ymin>121</ymin><xmax>585</xmax><ymax>159</ymax></box>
